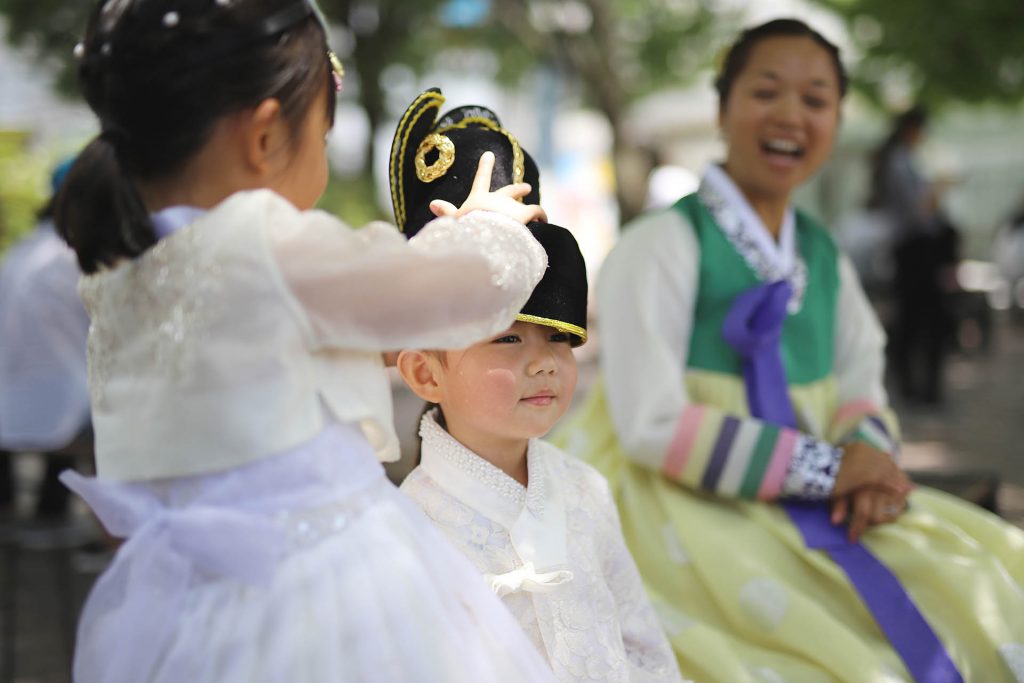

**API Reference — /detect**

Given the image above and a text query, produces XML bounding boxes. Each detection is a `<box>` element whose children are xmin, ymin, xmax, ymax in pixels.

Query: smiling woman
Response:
<box><xmin>555</xmin><ymin>17</ymin><xmax>1024</xmax><ymax>683</ymax></box>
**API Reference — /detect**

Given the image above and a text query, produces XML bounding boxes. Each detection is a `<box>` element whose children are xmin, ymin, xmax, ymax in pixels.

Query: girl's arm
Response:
<box><xmin>826</xmin><ymin>255</ymin><xmax>900</xmax><ymax>456</ymax></box>
<box><xmin>269</xmin><ymin>206</ymin><xmax>546</xmax><ymax>352</ymax></box>
<box><xmin>598</xmin><ymin>210</ymin><xmax>845</xmax><ymax>502</ymax></box>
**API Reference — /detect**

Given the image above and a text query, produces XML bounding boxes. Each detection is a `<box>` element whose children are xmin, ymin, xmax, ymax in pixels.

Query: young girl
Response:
<box><xmin>390</xmin><ymin>92</ymin><xmax>684</xmax><ymax>683</ymax></box>
<box><xmin>557</xmin><ymin>18</ymin><xmax>1024</xmax><ymax>682</ymax></box>
<box><xmin>55</xmin><ymin>1</ymin><xmax>561</xmax><ymax>681</ymax></box>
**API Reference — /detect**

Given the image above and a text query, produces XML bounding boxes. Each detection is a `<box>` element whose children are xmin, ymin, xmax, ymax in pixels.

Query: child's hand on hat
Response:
<box><xmin>429</xmin><ymin>151</ymin><xmax>548</xmax><ymax>225</ymax></box>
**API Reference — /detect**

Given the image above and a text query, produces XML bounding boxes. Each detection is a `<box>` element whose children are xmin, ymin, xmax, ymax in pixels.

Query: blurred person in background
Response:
<box><xmin>557</xmin><ymin>18</ymin><xmax>1024</xmax><ymax>682</ymax></box>
<box><xmin>867</xmin><ymin>106</ymin><xmax>960</xmax><ymax>404</ymax></box>
<box><xmin>992</xmin><ymin>192</ymin><xmax>1024</xmax><ymax>318</ymax></box>
<box><xmin>0</xmin><ymin>157</ymin><xmax>91</xmax><ymax>521</ymax></box>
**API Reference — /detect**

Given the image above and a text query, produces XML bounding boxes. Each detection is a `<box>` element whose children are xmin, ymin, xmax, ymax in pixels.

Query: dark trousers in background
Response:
<box><xmin>890</xmin><ymin>227</ymin><xmax>959</xmax><ymax>404</ymax></box>
<box><xmin>0</xmin><ymin>450</ymin><xmax>77</xmax><ymax>518</ymax></box>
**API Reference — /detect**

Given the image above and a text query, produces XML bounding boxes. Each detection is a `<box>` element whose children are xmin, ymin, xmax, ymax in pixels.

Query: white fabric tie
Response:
<box><xmin>485</xmin><ymin>562</ymin><xmax>574</xmax><ymax>598</ymax></box>
<box><xmin>61</xmin><ymin>470</ymin><xmax>287</xmax><ymax>683</ymax></box>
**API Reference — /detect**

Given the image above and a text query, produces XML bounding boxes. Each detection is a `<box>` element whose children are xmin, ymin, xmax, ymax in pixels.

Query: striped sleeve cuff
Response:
<box><xmin>830</xmin><ymin>400</ymin><xmax>899</xmax><ymax>458</ymax></box>
<box><xmin>662</xmin><ymin>405</ymin><xmax>803</xmax><ymax>501</ymax></box>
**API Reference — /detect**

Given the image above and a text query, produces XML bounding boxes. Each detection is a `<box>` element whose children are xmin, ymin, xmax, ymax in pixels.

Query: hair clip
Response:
<box><xmin>163</xmin><ymin>11</ymin><xmax>180</xmax><ymax>27</ymax></box>
<box><xmin>73</xmin><ymin>42</ymin><xmax>86</xmax><ymax>59</ymax></box>
<box><xmin>328</xmin><ymin>50</ymin><xmax>345</xmax><ymax>93</ymax></box>
<box><xmin>215</xmin><ymin>0</ymin><xmax>232</xmax><ymax>5</ymax></box>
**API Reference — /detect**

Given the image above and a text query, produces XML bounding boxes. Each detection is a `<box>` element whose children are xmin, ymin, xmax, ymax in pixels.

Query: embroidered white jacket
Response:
<box><xmin>401</xmin><ymin>412</ymin><xmax>683</xmax><ymax>683</ymax></box>
<box><xmin>80</xmin><ymin>190</ymin><xmax>546</xmax><ymax>480</ymax></box>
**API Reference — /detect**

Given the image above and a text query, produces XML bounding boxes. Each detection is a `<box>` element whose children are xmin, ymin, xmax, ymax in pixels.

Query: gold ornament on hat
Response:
<box><xmin>435</xmin><ymin>116</ymin><xmax>524</xmax><ymax>185</ymax></box>
<box><xmin>415</xmin><ymin>133</ymin><xmax>456</xmax><ymax>183</ymax></box>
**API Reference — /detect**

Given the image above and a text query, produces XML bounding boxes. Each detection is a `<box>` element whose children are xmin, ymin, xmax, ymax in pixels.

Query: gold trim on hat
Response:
<box><xmin>390</xmin><ymin>90</ymin><xmax>445</xmax><ymax>230</ymax></box>
<box><xmin>515</xmin><ymin>314</ymin><xmax>587</xmax><ymax>346</ymax></box>
<box><xmin>415</xmin><ymin>133</ymin><xmax>455</xmax><ymax>183</ymax></box>
<box><xmin>434</xmin><ymin>116</ymin><xmax>525</xmax><ymax>186</ymax></box>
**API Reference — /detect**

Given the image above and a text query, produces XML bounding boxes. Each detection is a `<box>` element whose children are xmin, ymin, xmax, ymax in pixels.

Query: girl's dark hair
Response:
<box><xmin>714</xmin><ymin>18</ymin><xmax>848</xmax><ymax>107</ymax></box>
<box><xmin>57</xmin><ymin>0</ymin><xmax>335</xmax><ymax>273</ymax></box>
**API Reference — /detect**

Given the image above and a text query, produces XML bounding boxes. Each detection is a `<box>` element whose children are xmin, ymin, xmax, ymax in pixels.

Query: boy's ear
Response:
<box><xmin>396</xmin><ymin>350</ymin><xmax>444</xmax><ymax>403</ymax></box>
<box><xmin>240</xmin><ymin>98</ymin><xmax>285</xmax><ymax>176</ymax></box>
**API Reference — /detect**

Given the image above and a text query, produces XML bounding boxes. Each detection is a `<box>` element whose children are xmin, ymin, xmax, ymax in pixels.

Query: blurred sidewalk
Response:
<box><xmin>892</xmin><ymin>313</ymin><xmax>1024</xmax><ymax>525</ymax></box>
<box><xmin>3</xmin><ymin>314</ymin><xmax>1023</xmax><ymax>682</ymax></box>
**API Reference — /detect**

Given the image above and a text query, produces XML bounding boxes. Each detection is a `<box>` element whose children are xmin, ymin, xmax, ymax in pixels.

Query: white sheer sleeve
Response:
<box><xmin>270</xmin><ymin>208</ymin><xmax>546</xmax><ymax>351</ymax></box>
<box><xmin>833</xmin><ymin>255</ymin><xmax>890</xmax><ymax>409</ymax></box>
<box><xmin>598</xmin><ymin>209</ymin><xmax>699</xmax><ymax>469</ymax></box>
<box><xmin>827</xmin><ymin>254</ymin><xmax>901</xmax><ymax>455</ymax></box>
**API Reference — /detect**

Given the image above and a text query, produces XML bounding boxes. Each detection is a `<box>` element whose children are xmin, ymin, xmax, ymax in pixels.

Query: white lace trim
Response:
<box><xmin>698</xmin><ymin>165</ymin><xmax>807</xmax><ymax>314</ymax></box>
<box><xmin>418</xmin><ymin>409</ymin><xmax>546</xmax><ymax>515</ymax></box>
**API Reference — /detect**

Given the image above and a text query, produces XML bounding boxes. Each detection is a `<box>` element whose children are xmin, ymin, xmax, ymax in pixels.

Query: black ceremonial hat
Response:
<box><xmin>389</xmin><ymin>88</ymin><xmax>540</xmax><ymax>237</ymax></box>
<box><xmin>389</xmin><ymin>88</ymin><xmax>587</xmax><ymax>345</ymax></box>
<box><xmin>521</xmin><ymin>221</ymin><xmax>588</xmax><ymax>346</ymax></box>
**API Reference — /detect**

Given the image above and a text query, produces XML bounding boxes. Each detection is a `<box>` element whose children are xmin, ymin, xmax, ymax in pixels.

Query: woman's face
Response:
<box><xmin>719</xmin><ymin>35</ymin><xmax>842</xmax><ymax>204</ymax></box>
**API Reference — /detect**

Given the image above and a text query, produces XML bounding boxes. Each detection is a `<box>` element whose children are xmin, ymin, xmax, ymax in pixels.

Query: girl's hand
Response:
<box><xmin>429</xmin><ymin>151</ymin><xmax>548</xmax><ymax>225</ymax></box>
<box><xmin>833</xmin><ymin>441</ymin><xmax>913</xmax><ymax>499</ymax></box>
<box><xmin>831</xmin><ymin>487</ymin><xmax>908</xmax><ymax>542</ymax></box>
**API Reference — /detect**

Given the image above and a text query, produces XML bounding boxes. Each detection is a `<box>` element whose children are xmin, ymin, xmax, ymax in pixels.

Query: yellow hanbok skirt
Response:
<box><xmin>557</xmin><ymin>387</ymin><xmax>1024</xmax><ymax>683</ymax></box>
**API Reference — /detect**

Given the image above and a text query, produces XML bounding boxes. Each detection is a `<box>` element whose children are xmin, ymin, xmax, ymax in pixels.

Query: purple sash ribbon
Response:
<box><xmin>723</xmin><ymin>281</ymin><xmax>962</xmax><ymax>683</ymax></box>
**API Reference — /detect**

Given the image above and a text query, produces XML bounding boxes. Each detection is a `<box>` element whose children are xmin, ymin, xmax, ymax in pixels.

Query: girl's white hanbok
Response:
<box><xmin>64</xmin><ymin>189</ymin><xmax>559</xmax><ymax>682</ymax></box>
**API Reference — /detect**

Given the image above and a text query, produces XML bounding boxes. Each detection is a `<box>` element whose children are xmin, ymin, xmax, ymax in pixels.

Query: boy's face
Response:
<box><xmin>439</xmin><ymin>321</ymin><xmax>577</xmax><ymax>452</ymax></box>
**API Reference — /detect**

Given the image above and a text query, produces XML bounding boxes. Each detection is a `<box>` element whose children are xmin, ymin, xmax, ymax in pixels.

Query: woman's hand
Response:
<box><xmin>429</xmin><ymin>151</ymin><xmax>548</xmax><ymax>225</ymax></box>
<box><xmin>831</xmin><ymin>487</ymin><xmax>908</xmax><ymax>542</ymax></box>
<box><xmin>833</xmin><ymin>441</ymin><xmax>913</xmax><ymax>499</ymax></box>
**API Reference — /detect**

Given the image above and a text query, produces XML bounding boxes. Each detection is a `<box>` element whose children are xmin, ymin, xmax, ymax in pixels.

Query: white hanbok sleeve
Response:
<box><xmin>598</xmin><ymin>209</ymin><xmax>843</xmax><ymax>501</ymax></box>
<box><xmin>826</xmin><ymin>255</ymin><xmax>900</xmax><ymax>455</ymax></box>
<box><xmin>270</xmin><ymin>208</ymin><xmax>546</xmax><ymax>351</ymax></box>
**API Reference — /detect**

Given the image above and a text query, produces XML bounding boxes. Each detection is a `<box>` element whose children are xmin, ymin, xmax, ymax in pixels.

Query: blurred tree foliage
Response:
<box><xmin>0</xmin><ymin>0</ymin><xmax>730</xmax><ymax>222</ymax></box>
<box><xmin>0</xmin><ymin>131</ymin><xmax>47</xmax><ymax>254</ymax></box>
<box><xmin>316</xmin><ymin>0</ymin><xmax>730</xmax><ymax>221</ymax></box>
<box><xmin>4</xmin><ymin>0</ymin><xmax>1022</xmax><ymax>222</ymax></box>
<box><xmin>0</xmin><ymin>0</ymin><xmax>85</xmax><ymax>93</ymax></box>
<box><xmin>820</xmin><ymin>0</ymin><xmax>1024</xmax><ymax>107</ymax></box>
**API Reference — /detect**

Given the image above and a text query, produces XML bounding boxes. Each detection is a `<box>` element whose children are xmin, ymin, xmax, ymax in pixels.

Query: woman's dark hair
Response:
<box><xmin>888</xmin><ymin>105</ymin><xmax>929</xmax><ymax>143</ymax></box>
<box><xmin>866</xmin><ymin>105</ymin><xmax>929</xmax><ymax>209</ymax></box>
<box><xmin>714</xmin><ymin>18</ymin><xmax>848</xmax><ymax>107</ymax></box>
<box><xmin>56</xmin><ymin>0</ymin><xmax>335</xmax><ymax>273</ymax></box>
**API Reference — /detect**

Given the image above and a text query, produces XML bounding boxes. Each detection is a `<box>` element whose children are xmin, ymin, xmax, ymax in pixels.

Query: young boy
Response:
<box><xmin>390</xmin><ymin>89</ymin><xmax>683</xmax><ymax>683</ymax></box>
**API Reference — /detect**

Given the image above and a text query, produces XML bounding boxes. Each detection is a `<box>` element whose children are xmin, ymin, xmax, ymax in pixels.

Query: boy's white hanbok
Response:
<box><xmin>402</xmin><ymin>411</ymin><xmax>684</xmax><ymax>683</ymax></box>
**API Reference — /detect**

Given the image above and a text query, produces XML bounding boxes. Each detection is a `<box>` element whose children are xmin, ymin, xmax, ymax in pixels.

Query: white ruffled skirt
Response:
<box><xmin>63</xmin><ymin>423</ymin><xmax>556</xmax><ymax>682</ymax></box>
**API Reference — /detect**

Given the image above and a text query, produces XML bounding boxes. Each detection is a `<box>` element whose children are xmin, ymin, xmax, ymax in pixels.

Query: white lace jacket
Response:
<box><xmin>401</xmin><ymin>412</ymin><xmax>683</xmax><ymax>683</ymax></box>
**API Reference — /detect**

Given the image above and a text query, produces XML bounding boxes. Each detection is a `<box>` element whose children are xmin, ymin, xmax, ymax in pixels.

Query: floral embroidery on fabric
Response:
<box><xmin>277</xmin><ymin>479</ymin><xmax>384</xmax><ymax>549</ymax></box>
<box><xmin>697</xmin><ymin>180</ymin><xmax>808</xmax><ymax>314</ymax></box>
<box><xmin>780</xmin><ymin>436</ymin><xmax>842</xmax><ymax>500</ymax></box>
<box><xmin>405</xmin><ymin>421</ymin><xmax>680</xmax><ymax>682</ymax></box>
<box><xmin>412</xmin><ymin>211</ymin><xmax>546</xmax><ymax>333</ymax></box>
<box><xmin>80</xmin><ymin>229</ymin><xmax>223</xmax><ymax>408</ymax></box>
